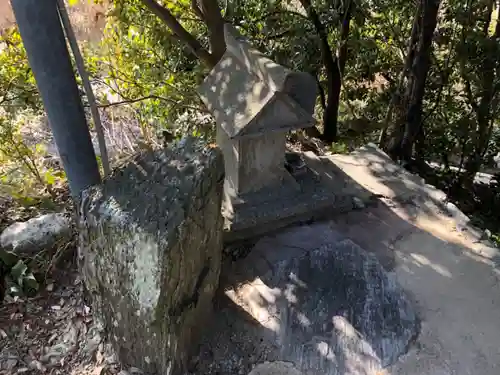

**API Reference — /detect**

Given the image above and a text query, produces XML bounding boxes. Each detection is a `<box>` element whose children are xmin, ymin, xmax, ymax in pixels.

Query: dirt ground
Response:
<box><xmin>0</xmin><ymin>260</ymin><xmax>123</xmax><ymax>375</ymax></box>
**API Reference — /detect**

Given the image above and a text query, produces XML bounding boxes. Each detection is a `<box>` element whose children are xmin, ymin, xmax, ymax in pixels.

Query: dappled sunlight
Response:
<box><xmin>214</xmin><ymin>147</ymin><xmax>500</xmax><ymax>374</ymax></box>
<box><xmin>409</xmin><ymin>253</ymin><xmax>452</xmax><ymax>278</ymax></box>
<box><xmin>225</xmin><ymin>274</ymin><xmax>386</xmax><ymax>374</ymax></box>
<box><xmin>225</xmin><ymin>278</ymin><xmax>282</xmax><ymax>333</ymax></box>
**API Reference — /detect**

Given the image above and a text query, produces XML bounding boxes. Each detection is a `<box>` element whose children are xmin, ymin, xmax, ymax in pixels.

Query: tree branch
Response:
<box><xmin>199</xmin><ymin>0</ymin><xmax>226</xmax><ymax>62</ymax></box>
<box><xmin>139</xmin><ymin>0</ymin><xmax>218</xmax><ymax>68</ymax></box>
<box><xmin>95</xmin><ymin>95</ymin><xmax>205</xmax><ymax>113</ymax></box>
<box><xmin>191</xmin><ymin>0</ymin><xmax>205</xmax><ymax>20</ymax></box>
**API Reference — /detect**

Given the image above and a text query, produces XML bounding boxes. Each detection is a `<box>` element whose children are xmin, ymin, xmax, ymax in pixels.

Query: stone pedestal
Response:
<box><xmin>78</xmin><ymin>138</ymin><xmax>225</xmax><ymax>375</ymax></box>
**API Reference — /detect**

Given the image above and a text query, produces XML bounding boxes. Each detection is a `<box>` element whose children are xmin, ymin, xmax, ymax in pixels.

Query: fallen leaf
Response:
<box><xmin>5</xmin><ymin>358</ymin><xmax>18</xmax><ymax>370</ymax></box>
<box><xmin>29</xmin><ymin>360</ymin><xmax>45</xmax><ymax>371</ymax></box>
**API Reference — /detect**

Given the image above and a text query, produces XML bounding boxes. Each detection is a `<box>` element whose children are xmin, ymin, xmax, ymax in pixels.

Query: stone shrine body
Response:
<box><xmin>199</xmin><ymin>24</ymin><xmax>351</xmax><ymax>241</ymax></box>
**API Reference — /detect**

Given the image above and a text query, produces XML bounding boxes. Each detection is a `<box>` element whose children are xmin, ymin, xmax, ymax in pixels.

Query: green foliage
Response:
<box><xmin>0</xmin><ymin>26</ymin><xmax>64</xmax><ymax>206</ymax></box>
<box><xmin>0</xmin><ymin>111</ymin><xmax>65</xmax><ymax>201</ymax></box>
<box><xmin>0</xmin><ymin>28</ymin><xmax>40</xmax><ymax>113</ymax></box>
<box><xmin>330</xmin><ymin>141</ymin><xmax>350</xmax><ymax>154</ymax></box>
<box><xmin>86</xmin><ymin>0</ymin><xmax>208</xmax><ymax>140</ymax></box>
<box><xmin>10</xmin><ymin>259</ymin><xmax>39</xmax><ymax>296</ymax></box>
<box><xmin>0</xmin><ymin>249</ymin><xmax>39</xmax><ymax>299</ymax></box>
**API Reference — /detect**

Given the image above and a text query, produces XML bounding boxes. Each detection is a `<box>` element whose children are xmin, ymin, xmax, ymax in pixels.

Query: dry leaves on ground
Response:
<box><xmin>0</xmin><ymin>264</ymin><xmax>128</xmax><ymax>375</ymax></box>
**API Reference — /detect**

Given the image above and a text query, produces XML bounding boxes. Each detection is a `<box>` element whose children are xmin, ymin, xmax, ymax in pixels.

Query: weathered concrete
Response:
<box><xmin>198</xmin><ymin>24</ymin><xmax>317</xmax><ymax>140</ymax></box>
<box><xmin>192</xmin><ymin>221</ymin><xmax>418</xmax><ymax>375</ymax></box>
<box><xmin>198</xmin><ymin>25</ymin><xmax>317</xmax><ymax>200</ymax></box>
<box><xmin>0</xmin><ymin>213</ymin><xmax>72</xmax><ymax>256</ymax></box>
<box><xmin>327</xmin><ymin>144</ymin><xmax>500</xmax><ymax>375</ymax></box>
<box><xmin>77</xmin><ymin>138</ymin><xmax>225</xmax><ymax>375</ymax></box>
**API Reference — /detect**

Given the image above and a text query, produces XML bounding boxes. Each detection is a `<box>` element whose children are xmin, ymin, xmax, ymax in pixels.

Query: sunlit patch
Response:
<box><xmin>409</xmin><ymin>253</ymin><xmax>452</xmax><ymax>278</ymax></box>
<box><xmin>295</xmin><ymin>311</ymin><xmax>311</xmax><ymax>327</ymax></box>
<box><xmin>225</xmin><ymin>277</ymin><xmax>282</xmax><ymax>332</ymax></box>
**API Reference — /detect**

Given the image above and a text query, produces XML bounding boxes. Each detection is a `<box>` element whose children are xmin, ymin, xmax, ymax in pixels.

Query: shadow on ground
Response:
<box><xmin>193</xmin><ymin>145</ymin><xmax>500</xmax><ymax>375</ymax></box>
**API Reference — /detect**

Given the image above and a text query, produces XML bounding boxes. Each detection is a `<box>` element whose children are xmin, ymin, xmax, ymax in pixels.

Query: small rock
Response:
<box><xmin>17</xmin><ymin>368</ymin><xmax>29</xmax><ymax>374</ymax></box>
<box><xmin>0</xmin><ymin>213</ymin><xmax>72</xmax><ymax>256</ymax></box>
<box><xmin>5</xmin><ymin>358</ymin><xmax>18</xmax><ymax>370</ymax></box>
<box><xmin>485</xmin><ymin>229</ymin><xmax>492</xmax><ymax>238</ymax></box>
<box><xmin>352</xmin><ymin>197</ymin><xmax>366</xmax><ymax>209</ymax></box>
<box><xmin>118</xmin><ymin>371</ymin><xmax>130</xmax><ymax>375</ymax></box>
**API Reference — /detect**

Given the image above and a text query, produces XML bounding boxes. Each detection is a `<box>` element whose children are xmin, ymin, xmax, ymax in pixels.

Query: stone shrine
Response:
<box><xmin>199</xmin><ymin>24</ymin><xmax>356</xmax><ymax>241</ymax></box>
<box><xmin>199</xmin><ymin>24</ymin><xmax>316</xmax><ymax>198</ymax></box>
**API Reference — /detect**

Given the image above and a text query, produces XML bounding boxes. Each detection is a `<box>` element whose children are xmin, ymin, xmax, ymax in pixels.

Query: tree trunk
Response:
<box><xmin>199</xmin><ymin>0</ymin><xmax>226</xmax><ymax>62</ymax></box>
<box><xmin>299</xmin><ymin>0</ymin><xmax>338</xmax><ymax>142</ymax></box>
<box><xmin>323</xmin><ymin>61</ymin><xmax>341</xmax><ymax>142</ymax></box>
<box><xmin>387</xmin><ymin>0</ymin><xmax>440</xmax><ymax>162</ymax></box>
<box><xmin>462</xmin><ymin>3</ymin><xmax>500</xmax><ymax>188</ymax></box>
<box><xmin>323</xmin><ymin>4</ymin><xmax>354</xmax><ymax>142</ymax></box>
<box><xmin>379</xmin><ymin>1</ymin><xmax>421</xmax><ymax>148</ymax></box>
<box><xmin>300</xmin><ymin>0</ymin><xmax>353</xmax><ymax>143</ymax></box>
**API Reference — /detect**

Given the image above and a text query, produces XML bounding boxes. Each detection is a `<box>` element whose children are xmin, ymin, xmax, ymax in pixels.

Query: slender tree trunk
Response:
<box><xmin>462</xmin><ymin>3</ymin><xmax>500</xmax><ymax>188</ymax></box>
<box><xmin>299</xmin><ymin>0</ymin><xmax>338</xmax><ymax>142</ymax></box>
<box><xmin>199</xmin><ymin>0</ymin><xmax>226</xmax><ymax>62</ymax></box>
<box><xmin>323</xmin><ymin>3</ymin><xmax>354</xmax><ymax>142</ymax></box>
<box><xmin>379</xmin><ymin>1</ymin><xmax>421</xmax><ymax>147</ymax></box>
<box><xmin>387</xmin><ymin>0</ymin><xmax>440</xmax><ymax>162</ymax></box>
<box><xmin>300</xmin><ymin>0</ymin><xmax>353</xmax><ymax>143</ymax></box>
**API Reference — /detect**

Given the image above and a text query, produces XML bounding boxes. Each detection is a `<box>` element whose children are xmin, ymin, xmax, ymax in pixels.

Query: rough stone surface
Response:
<box><xmin>248</xmin><ymin>361</ymin><xmax>303</xmax><ymax>375</ymax></box>
<box><xmin>223</xmin><ymin>225</ymin><xmax>419</xmax><ymax>374</ymax></box>
<box><xmin>0</xmin><ymin>213</ymin><xmax>72</xmax><ymax>256</ymax></box>
<box><xmin>77</xmin><ymin>138</ymin><xmax>225</xmax><ymax>375</ymax></box>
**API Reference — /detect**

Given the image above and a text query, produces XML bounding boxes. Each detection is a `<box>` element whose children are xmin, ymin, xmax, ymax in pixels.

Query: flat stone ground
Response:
<box><xmin>194</xmin><ymin>145</ymin><xmax>500</xmax><ymax>375</ymax></box>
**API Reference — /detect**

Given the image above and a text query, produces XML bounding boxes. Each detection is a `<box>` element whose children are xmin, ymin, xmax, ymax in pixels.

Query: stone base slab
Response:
<box><xmin>222</xmin><ymin>151</ymin><xmax>375</xmax><ymax>243</ymax></box>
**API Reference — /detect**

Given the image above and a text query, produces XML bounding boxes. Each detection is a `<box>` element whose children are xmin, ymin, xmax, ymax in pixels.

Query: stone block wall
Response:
<box><xmin>77</xmin><ymin>138</ymin><xmax>225</xmax><ymax>375</ymax></box>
